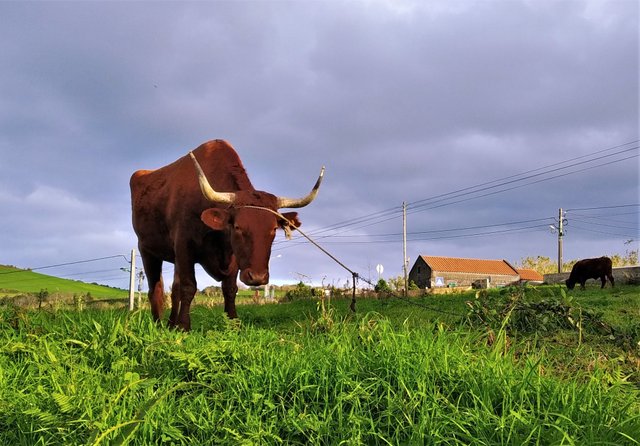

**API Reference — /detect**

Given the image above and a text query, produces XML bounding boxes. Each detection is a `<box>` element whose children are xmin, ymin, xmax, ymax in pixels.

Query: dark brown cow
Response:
<box><xmin>130</xmin><ymin>139</ymin><xmax>324</xmax><ymax>330</ymax></box>
<box><xmin>565</xmin><ymin>256</ymin><xmax>615</xmax><ymax>290</ymax></box>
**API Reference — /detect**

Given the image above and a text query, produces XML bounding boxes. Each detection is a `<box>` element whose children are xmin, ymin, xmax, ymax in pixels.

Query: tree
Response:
<box><xmin>387</xmin><ymin>275</ymin><xmax>405</xmax><ymax>291</ymax></box>
<box><xmin>517</xmin><ymin>256</ymin><xmax>557</xmax><ymax>274</ymax></box>
<box><xmin>608</xmin><ymin>248</ymin><xmax>639</xmax><ymax>267</ymax></box>
<box><xmin>284</xmin><ymin>281</ymin><xmax>313</xmax><ymax>301</ymax></box>
<box><xmin>37</xmin><ymin>289</ymin><xmax>49</xmax><ymax>310</ymax></box>
<box><xmin>374</xmin><ymin>279</ymin><xmax>391</xmax><ymax>293</ymax></box>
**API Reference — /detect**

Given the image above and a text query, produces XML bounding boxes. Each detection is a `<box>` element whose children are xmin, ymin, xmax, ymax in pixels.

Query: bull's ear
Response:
<box><xmin>201</xmin><ymin>209</ymin><xmax>228</xmax><ymax>230</ymax></box>
<box><xmin>279</xmin><ymin>211</ymin><xmax>300</xmax><ymax>230</ymax></box>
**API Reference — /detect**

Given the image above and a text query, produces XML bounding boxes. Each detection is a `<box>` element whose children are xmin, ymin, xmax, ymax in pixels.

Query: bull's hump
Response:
<box><xmin>130</xmin><ymin>169</ymin><xmax>154</xmax><ymax>188</ymax></box>
<box><xmin>192</xmin><ymin>139</ymin><xmax>253</xmax><ymax>191</ymax></box>
<box><xmin>196</xmin><ymin>139</ymin><xmax>235</xmax><ymax>154</ymax></box>
<box><xmin>132</xmin><ymin>169</ymin><xmax>153</xmax><ymax>179</ymax></box>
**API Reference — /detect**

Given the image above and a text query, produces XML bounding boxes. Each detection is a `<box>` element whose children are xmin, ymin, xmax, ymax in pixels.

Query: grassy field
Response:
<box><xmin>0</xmin><ymin>284</ymin><xmax>638</xmax><ymax>445</ymax></box>
<box><xmin>0</xmin><ymin>265</ymin><xmax>129</xmax><ymax>302</ymax></box>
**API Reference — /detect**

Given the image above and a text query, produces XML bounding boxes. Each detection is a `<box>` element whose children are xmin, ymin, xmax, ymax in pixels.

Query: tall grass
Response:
<box><xmin>1</xmin><ymin>295</ymin><xmax>638</xmax><ymax>445</ymax></box>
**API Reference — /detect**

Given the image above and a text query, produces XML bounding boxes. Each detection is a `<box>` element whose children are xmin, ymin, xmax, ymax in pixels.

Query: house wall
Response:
<box><xmin>408</xmin><ymin>258</ymin><xmax>432</xmax><ymax>289</ymax></box>
<box><xmin>429</xmin><ymin>271</ymin><xmax>519</xmax><ymax>288</ymax></box>
<box><xmin>408</xmin><ymin>257</ymin><xmax>521</xmax><ymax>289</ymax></box>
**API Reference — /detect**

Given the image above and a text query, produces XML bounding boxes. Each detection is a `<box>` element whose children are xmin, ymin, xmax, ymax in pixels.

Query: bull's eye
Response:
<box><xmin>233</xmin><ymin>225</ymin><xmax>245</xmax><ymax>237</ymax></box>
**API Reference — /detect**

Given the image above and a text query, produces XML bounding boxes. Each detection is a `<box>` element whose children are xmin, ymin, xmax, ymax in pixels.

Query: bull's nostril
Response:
<box><xmin>253</xmin><ymin>271</ymin><xmax>267</xmax><ymax>283</ymax></box>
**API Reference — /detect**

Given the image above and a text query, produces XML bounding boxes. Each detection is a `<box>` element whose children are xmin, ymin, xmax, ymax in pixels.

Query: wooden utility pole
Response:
<box><xmin>129</xmin><ymin>249</ymin><xmax>136</xmax><ymax>311</ymax></box>
<box><xmin>402</xmin><ymin>201</ymin><xmax>408</xmax><ymax>296</ymax></box>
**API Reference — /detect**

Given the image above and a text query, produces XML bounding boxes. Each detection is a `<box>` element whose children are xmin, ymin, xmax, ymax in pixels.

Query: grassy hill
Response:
<box><xmin>0</xmin><ymin>265</ymin><xmax>128</xmax><ymax>300</ymax></box>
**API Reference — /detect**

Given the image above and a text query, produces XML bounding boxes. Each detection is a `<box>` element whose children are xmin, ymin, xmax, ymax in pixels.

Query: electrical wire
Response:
<box><xmin>274</xmin><ymin>140</ymin><xmax>638</xmax><ymax>244</ymax></box>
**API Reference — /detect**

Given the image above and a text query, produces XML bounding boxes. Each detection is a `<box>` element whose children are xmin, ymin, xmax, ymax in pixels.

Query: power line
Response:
<box><xmin>277</xmin><ymin>149</ymin><xmax>637</xmax><ymax>249</ymax></box>
<box><xmin>276</xmin><ymin>140</ymin><xmax>638</xmax><ymax>243</ymax></box>
<box><xmin>305</xmin><ymin>216</ymin><xmax>555</xmax><ymax>240</ymax></box>
<box><xmin>566</xmin><ymin>204</ymin><xmax>639</xmax><ymax>212</ymax></box>
<box><xmin>408</xmin><ymin>150</ymin><xmax>638</xmax><ymax>215</ymax></box>
<box><xmin>275</xmin><ymin>222</ymin><xmax>552</xmax><ymax>246</ymax></box>
<box><xmin>569</xmin><ymin>218</ymin><xmax>638</xmax><ymax>231</ymax></box>
<box><xmin>408</xmin><ymin>142</ymin><xmax>637</xmax><ymax>209</ymax></box>
<box><xmin>569</xmin><ymin>223</ymin><xmax>637</xmax><ymax>239</ymax></box>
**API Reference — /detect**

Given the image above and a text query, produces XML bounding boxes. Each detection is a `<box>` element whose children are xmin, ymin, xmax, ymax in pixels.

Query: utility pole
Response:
<box><xmin>402</xmin><ymin>201</ymin><xmax>408</xmax><ymax>296</ymax></box>
<box><xmin>557</xmin><ymin>208</ymin><xmax>565</xmax><ymax>273</ymax></box>
<box><xmin>128</xmin><ymin>249</ymin><xmax>136</xmax><ymax>311</ymax></box>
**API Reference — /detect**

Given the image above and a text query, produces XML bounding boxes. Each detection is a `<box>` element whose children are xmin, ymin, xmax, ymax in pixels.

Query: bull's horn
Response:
<box><xmin>189</xmin><ymin>152</ymin><xmax>236</xmax><ymax>204</ymax></box>
<box><xmin>277</xmin><ymin>166</ymin><xmax>325</xmax><ymax>209</ymax></box>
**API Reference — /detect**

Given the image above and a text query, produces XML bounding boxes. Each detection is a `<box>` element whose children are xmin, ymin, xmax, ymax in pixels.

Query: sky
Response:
<box><xmin>1</xmin><ymin>0</ymin><xmax>638</xmax><ymax>292</ymax></box>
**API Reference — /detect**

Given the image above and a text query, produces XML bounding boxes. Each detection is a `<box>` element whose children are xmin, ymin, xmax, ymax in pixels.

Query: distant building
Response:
<box><xmin>408</xmin><ymin>255</ymin><xmax>539</xmax><ymax>289</ymax></box>
<box><xmin>515</xmin><ymin>268</ymin><xmax>544</xmax><ymax>284</ymax></box>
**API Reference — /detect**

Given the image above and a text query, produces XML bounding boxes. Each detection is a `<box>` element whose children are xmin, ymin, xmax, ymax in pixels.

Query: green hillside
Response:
<box><xmin>0</xmin><ymin>265</ymin><xmax>129</xmax><ymax>299</ymax></box>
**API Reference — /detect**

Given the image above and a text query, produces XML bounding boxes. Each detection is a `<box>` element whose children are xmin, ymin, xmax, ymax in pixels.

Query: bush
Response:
<box><xmin>283</xmin><ymin>281</ymin><xmax>314</xmax><ymax>301</ymax></box>
<box><xmin>374</xmin><ymin>279</ymin><xmax>391</xmax><ymax>293</ymax></box>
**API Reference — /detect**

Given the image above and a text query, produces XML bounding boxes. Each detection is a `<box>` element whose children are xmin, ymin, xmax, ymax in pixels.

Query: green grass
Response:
<box><xmin>0</xmin><ymin>285</ymin><xmax>638</xmax><ymax>445</ymax></box>
<box><xmin>0</xmin><ymin>265</ymin><xmax>129</xmax><ymax>301</ymax></box>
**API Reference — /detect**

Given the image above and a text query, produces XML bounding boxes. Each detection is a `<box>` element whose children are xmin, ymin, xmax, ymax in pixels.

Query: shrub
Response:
<box><xmin>374</xmin><ymin>279</ymin><xmax>391</xmax><ymax>293</ymax></box>
<box><xmin>283</xmin><ymin>281</ymin><xmax>314</xmax><ymax>301</ymax></box>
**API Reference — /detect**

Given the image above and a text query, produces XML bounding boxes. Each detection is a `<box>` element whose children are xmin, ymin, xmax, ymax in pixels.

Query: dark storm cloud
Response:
<box><xmin>0</xmin><ymin>0</ymin><xmax>637</xmax><ymax>289</ymax></box>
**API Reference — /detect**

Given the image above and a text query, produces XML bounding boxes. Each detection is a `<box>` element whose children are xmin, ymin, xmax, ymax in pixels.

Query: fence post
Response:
<box><xmin>129</xmin><ymin>249</ymin><xmax>136</xmax><ymax>311</ymax></box>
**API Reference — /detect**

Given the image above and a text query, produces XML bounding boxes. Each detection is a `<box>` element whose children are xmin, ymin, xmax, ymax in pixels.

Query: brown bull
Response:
<box><xmin>130</xmin><ymin>139</ymin><xmax>324</xmax><ymax>330</ymax></box>
<box><xmin>565</xmin><ymin>256</ymin><xmax>615</xmax><ymax>290</ymax></box>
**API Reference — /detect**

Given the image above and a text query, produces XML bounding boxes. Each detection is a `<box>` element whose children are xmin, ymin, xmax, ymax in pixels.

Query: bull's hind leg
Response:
<box><xmin>140</xmin><ymin>250</ymin><xmax>164</xmax><ymax>322</ymax></box>
<box><xmin>607</xmin><ymin>273</ymin><xmax>615</xmax><ymax>288</ymax></box>
<box><xmin>600</xmin><ymin>276</ymin><xmax>607</xmax><ymax>288</ymax></box>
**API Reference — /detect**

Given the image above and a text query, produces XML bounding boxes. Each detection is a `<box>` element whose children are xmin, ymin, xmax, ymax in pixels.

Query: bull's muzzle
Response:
<box><xmin>241</xmin><ymin>269</ymin><xmax>269</xmax><ymax>286</ymax></box>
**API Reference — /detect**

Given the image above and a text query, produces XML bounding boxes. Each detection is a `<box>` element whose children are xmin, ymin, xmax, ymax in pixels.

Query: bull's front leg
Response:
<box><xmin>177</xmin><ymin>286</ymin><xmax>197</xmax><ymax>331</ymax></box>
<box><xmin>221</xmin><ymin>274</ymin><xmax>239</xmax><ymax>319</ymax></box>
<box><xmin>168</xmin><ymin>280</ymin><xmax>182</xmax><ymax>327</ymax></box>
<box><xmin>169</xmin><ymin>261</ymin><xmax>198</xmax><ymax>331</ymax></box>
<box><xmin>139</xmin><ymin>251</ymin><xmax>164</xmax><ymax>323</ymax></box>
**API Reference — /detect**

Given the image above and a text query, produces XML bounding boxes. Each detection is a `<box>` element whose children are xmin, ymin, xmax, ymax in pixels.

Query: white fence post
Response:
<box><xmin>129</xmin><ymin>248</ymin><xmax>136</xmax><ymax>311</ymax></box>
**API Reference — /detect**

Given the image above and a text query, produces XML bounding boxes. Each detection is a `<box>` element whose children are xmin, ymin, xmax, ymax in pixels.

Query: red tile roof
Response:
<box><xmin>420</xmin><ymin>255</ymin><xmax>519</xmax><ymax>276</ymax></box>
<box><xmin>516</xmin><ymin>268</ymin><xmax>544</xmax><ymax>281</ymax></box>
